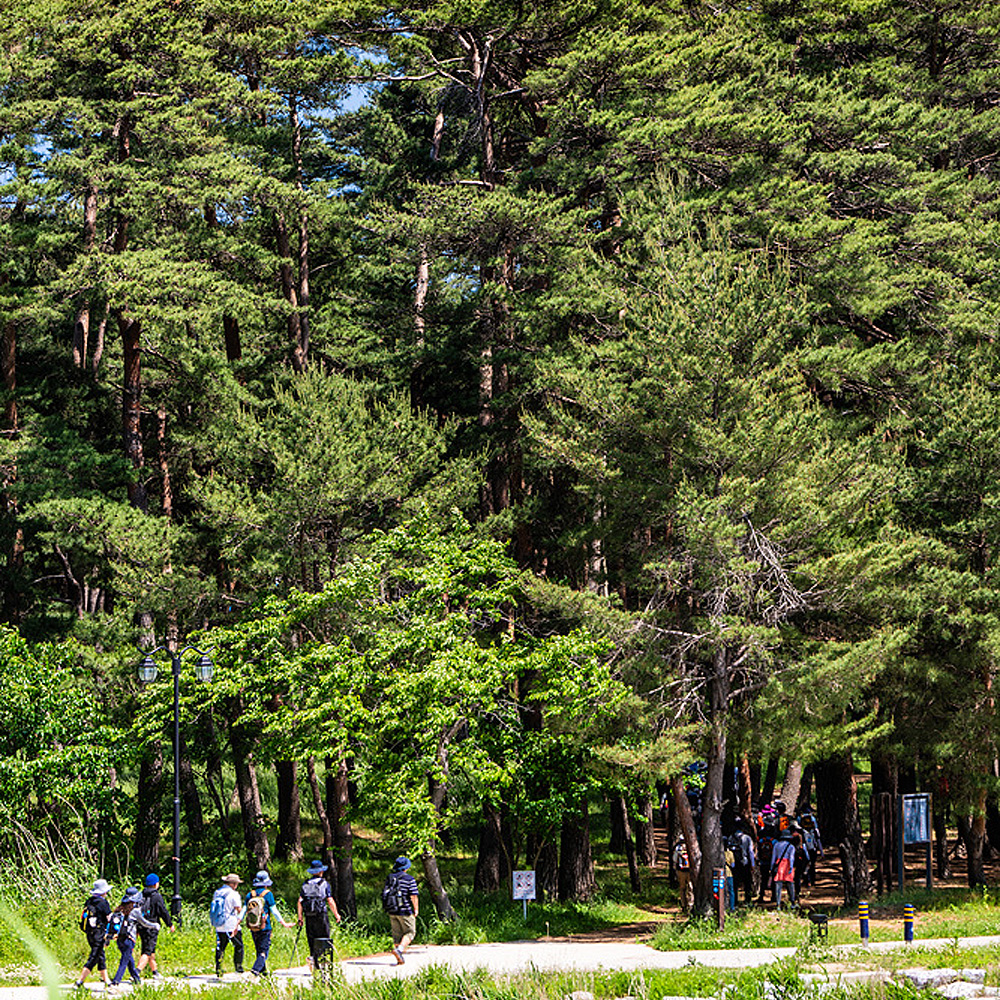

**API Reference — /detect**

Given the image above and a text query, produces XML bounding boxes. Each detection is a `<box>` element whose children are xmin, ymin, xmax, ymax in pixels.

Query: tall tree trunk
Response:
<box><xmin>694</xmin><ymin>647</ymin><xmax>729</xmax><ymax>915</ymax></box>
<box><xmin>815</xmin><ymin>752</ymin><xmax>869</xmax><ymax>904</ymax></box>
<box><xmin>119</xmin><ymin>314</ymin><xmax>148</xmax><ymax>513</ymax></box>
<box><xmin>780</xmin><ymin>761</ymin><xmax>803</xmax><ymax>813</ymax></box>
<box><xmin>672</xmin><ymin>773</ymin><xmax>702</xmax><ymax>884</ymax></box>
<box><xmin>274</xmin><ymin>760</ymin><xmax>303</xmax><ymax>861</ymax></box>
<box><xmin>411</xmin><ymin>243</ymin><xmax>430</xmax><ymax>407</ymax></box>
<box><xmin>134</xmin><ymin>743</ymin><xmax>163</xmax><ymax>870</ymax></box>
<box><xmin>1</xmin><ymin>318</ymin><xmax>23</xmax><ymax>624</ymax></box>
<box><xmin>206</xmin><ymin>745</ymin><xmax>230</xmax><ymax>840</ymax></box>
<box><xmin>617</xmin><ymin>794</ymin><xmax>641</xmax><ymax>892</ymax></box>
<box><xmin>305</xmin><ymin>756</ymin><xmax>334</xmax><ymax>870</ymax></box>
<box><xmin>274</xmin><ymin>211</ymin><xmax>305</xmax><ymax>374</ymax></box>
<box><xmin>738</xmin><ymin>752</ymin><xmax>754</xmax><ymax>820</ymax></box>
<box><xmin>634</xmin><ymin>796</ymin><xmax>657</xmax><ymax>867</ymax></box>
<box><xmin>231</xmin><ymin>721</ymin><xmax>270</xmax><ymax>867</ymax></box>
<box><xmin>558</xmin><ymin>796</ymin><xmax>595</xmax><ymax>901</ymax></box>
<box><xmin>73</xmin><ymin>184</ymin><xmax>98</xmax><ymax>368</ymax></box>
<box><xmin>420</xmin><ymin>850</ymin><xmax>456</xmax><ymax>921</ymax></box>
<box><xmin>760</xmin><ymin>757</ymin><xmax>779</xmax><ymax>805</ymax></box>
<box><xmin>178</xmin><ymin>736</ymin><xmax>204</xmax><ymax>840</ymax></box>
<box><xmin>609</xmin><ymin>795</ymin><xmax>626</xmax><ymax>854</ymax></box>
<box><xmin>327</xmin><ymin>758</ymin><xmax>357</xmax><ymax>920</ymax></box>
<box><xmin>474</xmin><ymin>800</ymin><xmax>505</xmax><ymax>893</ymax></box>
<box><xmin>222</xmin><ymin>314</ymin><xmax>242</xmax><ymax>362</ymax></box>
<box><xmin>958</xmin><ymin>790</ymin><xmax>988</xmax><ymax>888</ymax></box>
<box><xmin>531</xmin><ymin>835</ymin><xmax>558</xmax><ymax>902</ymax></box>
<box><xmin>796</xmin><ymin>765</ymin><xmax>814</xmax><ymax>814</ymax></box>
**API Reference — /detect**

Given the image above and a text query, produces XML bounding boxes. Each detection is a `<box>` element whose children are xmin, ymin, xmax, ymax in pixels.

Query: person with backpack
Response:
<box><xmin>296</xmin><ymin>860</ymin><xmax>341</xmax><ymax>971</ymax></box>
<box><xmin>732</xmin><ymin>821</ymin><xmax>756</xmax><ymax>906</ymax></box>
<box><xmin>136</xmin><ymin>873</ymin><xmax>173</xmax><ymax>979</ymax></box>
<box><xmin>244</xmin><ymin>870</ymin><xmax>293</xmax><ymax>977</ymax></box>
<box><xmin>382</xmin><ymin>856</ymin><xmax>419</xmax><ymax>965</ymax></box>
<box><xmin>671</xmin><ymin>839</ymin><xmax>692</xmax><ymax>915</ymax></box>
<box><xmin>770</xmin><ymin>830</ymin><xmax>798</xmax><ymax>909</ymax></box>
<box><xmin>210</xmin><ymin>873</ymin><xmax>245</xmax><ymax>977</ymax></box>
<box><xmin>72</xmin><ymin>878</ymin><xmax>113</xmax><ymax>989</ymax></box>
<box><xmin>109</xmin><ymin>886</ymin><xmax>160</xmax><ymax>988</ymax></box>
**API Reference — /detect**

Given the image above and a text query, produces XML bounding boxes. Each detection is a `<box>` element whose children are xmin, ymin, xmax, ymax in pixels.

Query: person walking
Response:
<box><xmin>245</xmin><ymin>870</ymin><xmax>294</xmax><ymax>977</ymax></box>
<box><xmin>210</xmin><ymin>873</ymin><xmax>245</xmax><ymax>977</ymax></box>
<box><xmin>296</xmin><ymin>860</ymin><xmax>341</xmax><ymax>971</ymax></box>
<box><xmin>732</xmin><ymin>822</ymin><xmax>756</xmax><ymax>906</ymax></box>
<box><xmin>770</xmin><ymin>830</ymin><xmax>798</xmax><ymax>909</ymax></box>
<box><xmin>382</xmin><ymin>856</ymin><xmax>419</xmax><ymax>965</ymax></box>
<box><xmin>136</xmin><ymin>873</ymin><xmax>173</xmax><ymax>979</ymax></box>
<box><xmin>73</xmin><ymin>878</ymin><xmax>113</xmax><ymax>989</ymax></box>
<box><xmin>672</xmin><ymin>839</ymin><xmax>693</xmax><ymax>915</ymax></box>
<box><xmin>109</xmin><ymin>886</ymin><xmax>160</xmax><ymax>988</ymax></box>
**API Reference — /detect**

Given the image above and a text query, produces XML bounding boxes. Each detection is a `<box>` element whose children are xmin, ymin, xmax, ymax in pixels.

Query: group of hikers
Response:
<box><xmin>73</xmin><ymin>856</ymin><xmax>420</xmax><ymax>989</ymax></box>
<box><xmin>672</xmin><ymin>799</ymin><xmax>824</xmax><ymax>913</ymax></box>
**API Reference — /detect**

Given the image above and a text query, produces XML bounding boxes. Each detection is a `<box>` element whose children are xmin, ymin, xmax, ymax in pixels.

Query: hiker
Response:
<box><xmin>136</xmin><ymin>873</ymin><xmax>173</xmax><ymax>979</ymax></box>
<box><xmin>109</xmin><ymin>886</ymin><xmax>160</xmax><ymax>987</ymax></box>
<box><xmin>732</xmin><ymin>821</ymin><xmax>756</xmax><ymax>906</ymax></box>
<box><xmin>382</xmin><ymin>856</ymin><xmax>419</xmax><ymax>965</ymax></box>
<box><xmin>770</xmin><ymin>830</ymin><xmax>798</xmax><ymax>909</ymax></box>
<box><xmin>245</xmin><ymin>870</ymin><xmax>294</xmax><ymax>977</ymax></box>
<box><xmin>672</xmin><ymin>838</ymin><xmax>693</xmax><ymax>914</ymax></box>
<box><xmin>799</xmin><ymin>812</ymin><xmax>823</xmax><ymax>886</ymax></box>
<box><xmin>756</xmin><ymin>807</ymin><xmax>777</xmax><ymax>902</ymax></box>
<box><xmin>73</xmin><ymin>878</ymin><xmax>113</xmax><ymax>989</ymax></box>
<box><xmin>296</xmin><ymin>860</ymin><xmax>341</xmax><ymax>971</ymax></box>
<box><xmin>210</xmin><ymin>873</ymin><xmax>245</xmax><ymax>977</ymax></box>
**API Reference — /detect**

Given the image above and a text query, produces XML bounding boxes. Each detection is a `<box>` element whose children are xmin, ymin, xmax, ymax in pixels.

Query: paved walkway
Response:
<box><xmin>1</xmin><ymin>934</ymin><xmax>996</xmax><ymax>998</ymax></box>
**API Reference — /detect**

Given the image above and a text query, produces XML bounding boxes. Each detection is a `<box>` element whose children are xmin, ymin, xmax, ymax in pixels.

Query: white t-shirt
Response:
<box><xmin>213</xmin><ymin>885</ymin><xmax>244</xmax><ymax>933</ymax></box>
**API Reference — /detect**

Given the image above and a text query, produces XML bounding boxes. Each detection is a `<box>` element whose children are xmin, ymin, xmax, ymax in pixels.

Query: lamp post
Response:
<box><xmin>138</xmin><ymin>645</ymin><xmax>214</xmax><ymax>927</ymax></box>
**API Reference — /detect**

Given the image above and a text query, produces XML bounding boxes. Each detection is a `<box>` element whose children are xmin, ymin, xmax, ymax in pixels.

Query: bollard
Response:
<box><xmin>904</xmin><ymin>902</ymin><xmax>914</xmax><ymax>944</ymax></box>
<box><xmin>858</xmin><ymin>900</ymin><xmax>869</xmax><ymax>944</ymax></box>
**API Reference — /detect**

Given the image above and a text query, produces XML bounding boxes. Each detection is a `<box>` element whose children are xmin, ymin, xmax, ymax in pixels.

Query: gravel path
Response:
<box><xmin>0</xmin><ymin>934</ymin><xmax>997</xmax><ymax>999</ymax></box>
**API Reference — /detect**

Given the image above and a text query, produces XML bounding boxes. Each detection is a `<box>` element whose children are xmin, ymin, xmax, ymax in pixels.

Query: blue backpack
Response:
<box><xmin>209</xmin><ymin>888</ymin><xmax>229</xmax><ymax>929</ymax></box>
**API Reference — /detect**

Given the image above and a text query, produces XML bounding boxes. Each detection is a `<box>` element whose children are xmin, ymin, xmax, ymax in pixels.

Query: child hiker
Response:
<box><xmin>73</xmin><ymin>878</ymin><xmax>113</xmax><ymax>989</ymax></box>
<box><xmin>109</xmin><ymin>886</ymin><xmax>160</xmax><ymax>987</ymax></box>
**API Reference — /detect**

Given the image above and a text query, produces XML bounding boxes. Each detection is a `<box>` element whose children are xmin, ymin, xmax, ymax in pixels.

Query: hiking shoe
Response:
<box><xmin>392</xmin><ymin>946</ymin><xmax>404</xmax><ymax>965</ymax></box>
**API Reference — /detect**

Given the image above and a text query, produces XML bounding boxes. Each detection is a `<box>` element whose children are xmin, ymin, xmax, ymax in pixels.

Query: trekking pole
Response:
<box><xmin>290</xmin><ymin>923</ymin><xmax>303</xmax><ymax>968</ymax></box>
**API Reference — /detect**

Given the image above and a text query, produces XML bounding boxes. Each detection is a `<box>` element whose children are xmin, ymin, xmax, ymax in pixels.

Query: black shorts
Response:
<box><xmin>83</xmin><ymin>933</ymin><xmax>107</xmax><ymax>971</ymax></box>
<box><xmin>138</xmin><ymin>928</ymin><xmax>159</xmax><ymax>956</ymax></box>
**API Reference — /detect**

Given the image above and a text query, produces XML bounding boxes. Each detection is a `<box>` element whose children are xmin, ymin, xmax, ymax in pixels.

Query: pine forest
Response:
<box><xmin>1</xmin><ymin>0</ymin><xmax>1000</xmax><ymax>921</ymax></box>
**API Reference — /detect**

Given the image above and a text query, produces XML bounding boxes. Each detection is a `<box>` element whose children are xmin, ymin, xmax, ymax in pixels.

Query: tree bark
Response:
<box><xmin>958</xmin><ymin>791</ymin><xmax>987</xmax><ymax>888</ymax></box>
<box><xmin>738</xmin><ymin>752</ymin><xmax>754</xmax><ymax>820</ymax></box>
<box><xmin>671</xmin><ymin>773</ymin><xmax>702</xmax><ymax>884</ymax></box>
<box><xmin>634</xmin><ymin>796</ymin><xmax>657</xmax><ymax>867</ymax></box>
<box><xmin>694</xmin><ymin>647</ymin><xmax>729</xmax><ymax>916</ymax></box>
<box><xmin>327</xmin><ymin>757</ymin><xmax>357</xmax><ymax>920</ymax></box>
<box><xmin>617</xmin><ymin>794</ymin><xmax>641</xmax><ymax>892</ymax></box>
<box><xmin>780</xmin><ymin>760</ymin><xmax>803</xmax><ymax>813</ymax></box>
<box><xmin>815</xmin><ymin>752</ymin><xmax>869</xmax><ymax>904</ymax></box>
<box><xmin>73</xmin><ymin>183</ymin><xmax>98</xmax><ymax>368</ymax></box>
<box><xmin>119</xmin><ymin>314</ymin><xmax>148</xmax><ymax>513</ymax></box>
<box><xmin>474</xmin><ymin>800</ymin><xmax>505</xmax><ymax>893</ymax></box>
<box><xmin>558</xmin><ymin>796</ymin><xmax>595</xmax><ymax>901</ymax></box>
<box><xmin>760</xmin><ymin>757</ymin><xmax>779</xmax><ymax>805</ymax></box>
<box><xmin>609</xmin><ymin>795</ymin><xmax>626</xmax><ymax>854</ymax></box>
<box><xmin>178</xmin><ymin>736</ymin><xmax>204</xmax><ymax>840</ymax></box>
<box><xmin>134</xmin><ymin>743</ymin><xmax>163</xmax><ymax>870</ymax></box>
<box><xmin>421</xmin><ymin>849</ymin><xmax>457</xmax><ymax>921</ymax></box>
<box><xmin>274</xmin><ymin>760</ymin><xmax>303</xmax><ymax>861</ymax></box>
<box><xmin>306</xmin><ymin>756</ymin><xmax>334</xmax><ymax>868</ymax></box>
<box><xmin>231</xmin><ymin>722</ymin><xmax>270</xmax><ymax>868</ymax></box>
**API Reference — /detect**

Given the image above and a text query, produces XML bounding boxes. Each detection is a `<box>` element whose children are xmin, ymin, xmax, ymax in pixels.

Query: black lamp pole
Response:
<box><xmin>139</xmin><ymin>645</ymin><xmax>213</xmax><ymax>928</ymax></box>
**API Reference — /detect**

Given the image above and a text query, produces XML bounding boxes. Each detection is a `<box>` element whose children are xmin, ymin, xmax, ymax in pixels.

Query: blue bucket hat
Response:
<box><xmin>392</xmin><ymin>856</ymin><xmax>412</xmax><ymax>872</ymax></box>
<box><xmin>307</xmin><ymin>860</ymin><xmax>327</xmax><ymax>875</ymax></box>
<box><xmin>252</xmin><ymin>870</ymin><xmax>273</xmax><ymax>888</ymax></box>
<box><xmin>122</xmin><ymin>886</ymin><xmax>143</xmax><ymax>906</ymax></box>
<box><xmin>144</xmin><ymin>873</ymin><xmax>159</xmax><ymax>887</ymax></box>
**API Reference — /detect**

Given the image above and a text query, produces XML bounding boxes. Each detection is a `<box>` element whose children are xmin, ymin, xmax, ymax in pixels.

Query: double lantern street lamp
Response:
<box><xmin>137</xmin><ymin>646</ymin><xmax>214</xmax><ymax>927</ymax></box>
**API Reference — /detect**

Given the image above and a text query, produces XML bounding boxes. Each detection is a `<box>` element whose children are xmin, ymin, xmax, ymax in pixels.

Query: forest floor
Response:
<box><xmin>563</xmin><ymin>825</ymin><xmax>995</xmax><ymax>944</ymax></box>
